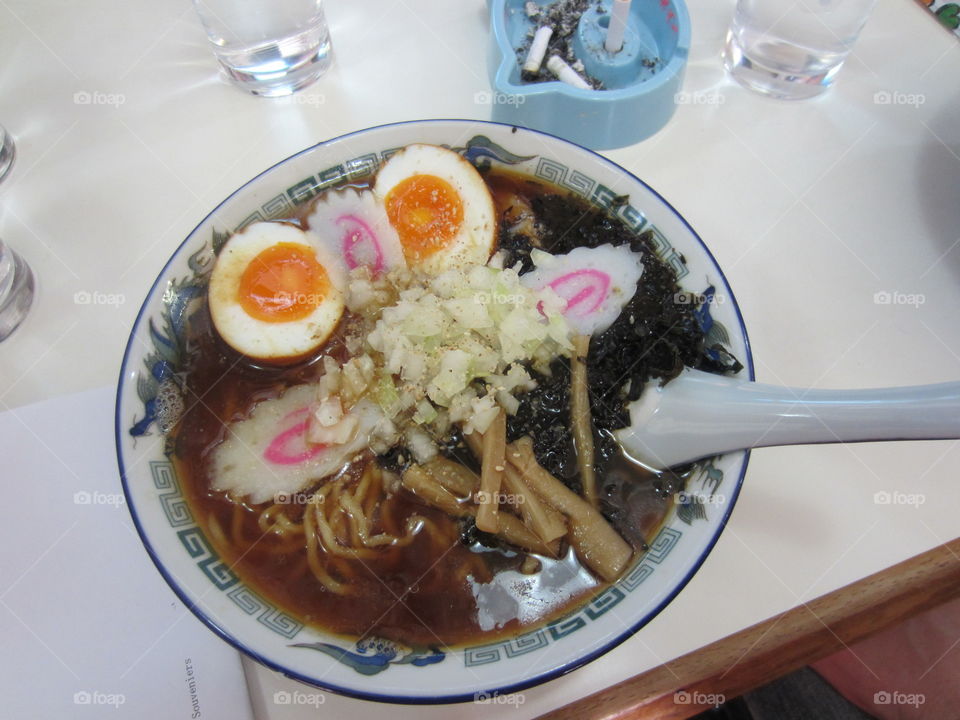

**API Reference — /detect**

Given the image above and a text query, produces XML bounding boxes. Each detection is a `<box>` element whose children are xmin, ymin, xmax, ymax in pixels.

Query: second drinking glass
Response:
<box><xmin>723</xmin><ymin>0</ymin><xmax>878</xmax><ymax>100</ymax></box>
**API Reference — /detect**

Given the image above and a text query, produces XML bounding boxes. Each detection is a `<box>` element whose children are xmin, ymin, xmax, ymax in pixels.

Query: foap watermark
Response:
<box><xmin>874</xmin><ymin>690</ymin><xmax>925</xmax><ymax>708</ymax></box>
<box><xmin>273</xmin><ymin>690</ymin><xmax>326</xmax><ymax>707</ymax></box>
<box><xmin>873</xmin><ymin>90</ymin><xmax>925</xmax><ymax>108</ymax></box>
<box><xmin>474</xmin><ymin>690</ymin><xmax>526</xmax><ymax>707</ymax></box>
<box><xmin>473</xmin><ymin>90</ymin><xmax>526</xmax><ymax>107</ymax></box>
<box><xmin>475</xmin><ymin>490</ymin><xmax>526</xmax><ymax>505</ymax></box>
<box><xmin>674</xmin><ymin>90</ymin><xmax>725</xmax><ymax>106</ymax></box>
<box><xmin>874</xmin><ymin>490</ymin><xmax>925</xmax><ymax>508</ymax></box>
<box><xmin>274</xmin><ymin>491</ymin><xmax>317</xmax><ymax>504</ymax></box>
<box><xmin>675</xmin><ymin>491</ymin><xmax>726</xmax><ymax>507</ymax></box>
<box><xmin>73</xmin><ymin>90</ymin><xmax>126</xmax><ymax>108</ymax></box>
<box><xmin>674</xmin><ymin>690</ymin><xmax>725</xmax><ymax>706</ymax></box>
<box><xmin>275</xmin><ymin>290</ymin><xmax>325</xmax><ymax>307</ymax></box>
<box><xmin>74</xmin><ymin>490</ymin><xmax>126</xmax><ymax>508</ymax></box>
<box><xmin>674</xmin><ymin>290</ymin><xmax>725</xmax><ymax>307</ymax></box>
<box><xmin>276</xmin><ymin>93</ymin><xmax>326</xmax><ymax>107</ymax></box>
<box><xmin>474</xmin><ymin>290</ymin><xmax>527</xmax><ymax>306</ymax></box>
<box><xmin>73</xmin><ymin>690</ymin><xmax>126</xmax><ymax>708</ymax></box>
<box><xmin>74</xmin><ymin>290</ymin><xmax>126</xmax><ymax>308</ymax></box>
<box><xmin>873</xmin><ymin>290</ymin><xmax>925</xmax><ymax>308</ymax></box>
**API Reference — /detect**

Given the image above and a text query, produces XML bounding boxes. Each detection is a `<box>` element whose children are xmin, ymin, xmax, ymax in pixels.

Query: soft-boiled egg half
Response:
<box><xmin>374</xmin><ymin>144</ymin><xmax>496</xmax><ymax>274</ymax></box>
<box><xmin>208</xmin><ymin>222</ymin><xmax>346</xmax><ymax>363</ymax></box>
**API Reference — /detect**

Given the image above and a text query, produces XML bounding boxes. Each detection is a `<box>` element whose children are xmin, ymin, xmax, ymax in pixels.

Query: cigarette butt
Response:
<box><xmin>523</xmin><ymin>26</ymin><xmax>553</xmax><ymax>73</ymax></box>
<box><xmin>546</xmin><ymin>55</ymin><xmax>592</xmax><ymax>90</ymax></box>
<box><xmin>605</xmin><ymin>0</ymin><xmax>631</xmax><ymax>53</ymax></box>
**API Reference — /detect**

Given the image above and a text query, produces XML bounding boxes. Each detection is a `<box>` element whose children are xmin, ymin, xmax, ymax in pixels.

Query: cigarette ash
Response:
<box><xmin>519</xmin><ymin>0</ymin><xmax>602</xmax><ymax>88</ymax></box>
<box><xmin>517</xmin><ymin>0</ymin><xmax>663</xmax><ymax>89</ymax></box>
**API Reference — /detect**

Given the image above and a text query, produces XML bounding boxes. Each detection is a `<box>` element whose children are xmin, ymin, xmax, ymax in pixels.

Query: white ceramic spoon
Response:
<box><xmin>614</xmin><ymin>369</ymin><xmax>960</xmax><ymax>470</ymax></box>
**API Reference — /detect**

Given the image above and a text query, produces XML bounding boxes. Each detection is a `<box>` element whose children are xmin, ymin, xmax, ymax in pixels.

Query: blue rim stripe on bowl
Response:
<box><xmin>115</xmin><ymin>118</ymin><xmax>754</xmax><ymax>704</ymax></box>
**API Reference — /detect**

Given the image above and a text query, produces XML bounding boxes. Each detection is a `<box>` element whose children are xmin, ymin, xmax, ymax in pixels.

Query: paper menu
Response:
<box><xmin>0</xmin><ymin>386</ymin><xmax>254</xmax><ymax>720</ymax></box>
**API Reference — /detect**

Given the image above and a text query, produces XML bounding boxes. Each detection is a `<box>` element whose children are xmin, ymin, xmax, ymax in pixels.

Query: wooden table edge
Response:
<box><xmin>539</xmin><ymin>537</ymin><xmax>960</xmax><ymax>720</ymax></box>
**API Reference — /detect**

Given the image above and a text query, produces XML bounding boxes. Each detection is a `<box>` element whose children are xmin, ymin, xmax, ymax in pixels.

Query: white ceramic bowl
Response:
<box><xmin>116</xmin><ymin>120</ymin><xmax>754</xmax><ymax>704</ymax></box>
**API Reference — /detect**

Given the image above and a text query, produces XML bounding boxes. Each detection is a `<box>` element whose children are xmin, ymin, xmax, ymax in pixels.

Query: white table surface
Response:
<box><xmin>2</xmin><ymin>0</ymin><xmax>959</xmax><ymax>718</ymax></box>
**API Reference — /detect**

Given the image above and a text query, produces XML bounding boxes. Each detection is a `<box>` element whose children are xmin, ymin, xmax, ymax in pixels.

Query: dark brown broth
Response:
<box><xmin>172</xmin><ymin>168</ymin><xmax>673</xmax><ymax>647</ymax></box>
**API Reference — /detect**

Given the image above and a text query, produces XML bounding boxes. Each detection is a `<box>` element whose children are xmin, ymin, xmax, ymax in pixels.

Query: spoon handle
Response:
<box><xmin>619</xmin><ymin>370</ymin><xmax>960</xmax><ymax>469</ymax></box>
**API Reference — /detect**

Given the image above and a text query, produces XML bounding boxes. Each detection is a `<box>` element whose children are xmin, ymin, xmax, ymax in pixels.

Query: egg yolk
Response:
<box><xmin>238</xmin><ymin>242</ymin><xmax>329</xmax><ymax>323</ymax></box>
<box><xmin>384</xmin><ymin>174</ymin><xmax>463</xmax><ymax>260</ymax></box>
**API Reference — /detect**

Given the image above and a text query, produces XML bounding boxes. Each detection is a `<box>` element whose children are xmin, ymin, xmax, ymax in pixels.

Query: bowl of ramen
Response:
<box><xmin>116</xmin><ymin>119</ymin><xmax>753</xmax><ymax>703</ymax></box>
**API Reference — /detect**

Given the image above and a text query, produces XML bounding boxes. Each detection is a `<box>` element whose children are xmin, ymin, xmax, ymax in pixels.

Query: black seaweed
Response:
<box><xmin>497</xmin><ymin>218</ymin><xmax>537</xmax><ymax>274</ymax></box>
<box><xmin>458</xmin><ymin>515</ymin><xmax>505</xmax><ymax>550</ymax></box>
<box><xmin>527</xmin><ymin>193</ymin><xmax>709</xmax><ymax>428</ymax></box>
<box><xmin>588</xmin><ymin>231</ymin><xmax>705</xmax><ymax>430</ymax></box>
<box><xmin>437</xmin><ymin>428</ymin><xmax>481</xmax><ymax>471</ymax></box>
<box><xmin>502</xmin><ymin>192</ymin><xmax>741</xmax><ymax>485</ymax></box>
<box><xmin>505</xmin><ymin>358</ymin><xmax>581</xmax><ymax>488</ymax></box>
<box><xmin>376</xmin><ymin>444</ymin><xmax>409</xmax><ymax>475</ymax></box>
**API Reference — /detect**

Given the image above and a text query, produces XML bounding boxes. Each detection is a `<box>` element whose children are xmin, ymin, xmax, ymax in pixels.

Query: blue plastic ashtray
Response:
<box><xmin>486</xmin><ymin>0</ymin><xmax>691</xmax><ymax>150</ymax></box>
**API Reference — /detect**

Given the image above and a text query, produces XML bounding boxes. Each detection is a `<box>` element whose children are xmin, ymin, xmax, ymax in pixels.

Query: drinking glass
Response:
<box><xmin>0</xmin><ymin>239</ymin><xmax>34</xmax><ymax>341</ymax></box>
<box><xmin>0</xmin><ymin>125</ymin><xmax>14</xmax><ymax>182</ymax></box>
<box><xmin>192</xmin><ymin>0</ymin><xmax>333</xmax><ymax>97</ymax></box>
<box><xmin>0</xmin><ymin>127</ymin><xmax>32</xmax><ymax>341</ymax></box>
<box><xmin>722</xmin><ymin>0</ymin><xmax>878</xmax><ymax>100</ymax></box>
